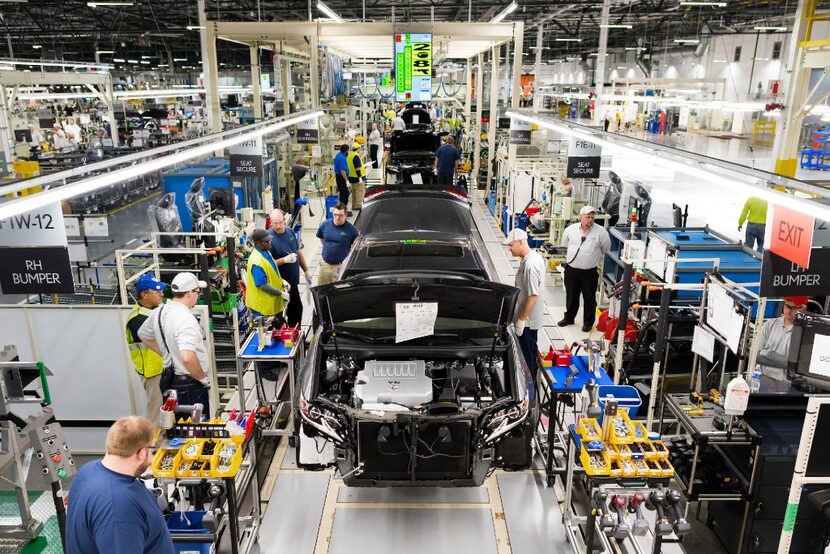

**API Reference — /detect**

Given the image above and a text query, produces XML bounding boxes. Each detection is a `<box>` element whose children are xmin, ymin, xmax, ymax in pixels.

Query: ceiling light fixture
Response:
<box><xmin>555</xmin><ymin>38</ymin><xmax>582</xmax><ymax>42</ymax></box>
<box><xmin>491</xmin><ymin>2</ymin><xmax>518</xmax><ymax>23</ymax></box>
<box><xmin>173</xmin><ymin>58</ymin><xmax>187</xmax><ymax>62</ymax></box>
<box><xmin>625</xmin><ymin>47</ymin><xmax>643</xmax><ymax>51</ymax></box>
<box><xmin>754</xmin><ymin>26</ymin><xmax>787</xmax><ymax>31</ymax></box>
<box><xmin>506</xmin><ymin>110</ymin><xmax>830</xmax><ymax>222</ymax></box>
<box><xmin>95</xmin><ymin>50</ymin><xmax>114</xmax><ymax>54</ymax></box>
<box><xmin>600</xmin><ymin>24</ymin><xmax>633</xmax><ymax>29</ymax></box>
<box><xmin>32</xmin><ymin>45</ymin><xmax>42</xmax><ymax>49</ymax></box>
<box><xmin>87</xmin><ymin>1</ymin><xmax>134</xmax><ymax>6</ymax></box>
<box><xmin>679</xmin><ymin>1</ymin><xmax>727</xmax><ymax>6</ymax></box>
<box><xmin>674</xmin><ymin>38</ymin><xmax>700</xmax><ymax>44</ymax></box>
<box><xmin>127</xmin><ymin>59</ymin><xmax>138</xmax><ymax>63</ymax></box>
<box><xmin>0</xmin><ymin>111</ymin><xmax>323</xmax><ymax>221</ymax></box>
<box><xmin>113</xmin><ymin>58</ymin><xmax>126</xmax><ymax>62</ymax></box>
<box><xmin>317</xmin><ymin>1</ymin><xmax>343</xmax><ymax>22</ymax></box>
<box><xmin>186</xmin><ymin>25</ymin><xmax>205</xmax><ymax>30</ymax></box>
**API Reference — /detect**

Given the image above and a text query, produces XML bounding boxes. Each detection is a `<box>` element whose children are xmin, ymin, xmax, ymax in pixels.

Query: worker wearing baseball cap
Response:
<box><xmin>125</xmin><ymin>274</ymin><xmax>168</xmax><ymax>419</ymax></box>
<box><xmin>559</xmin><ymin>205</ymin><xmax>611</xmax><ymax>333</ymax></box>
<box><xmin>246</xmin><ymin>228</ymin><xmax>290</xmax><ymax>324</ymax></box>
<box><xmin>757</xmin><ymin>296</ymin><xmax>809</xmax><ymax>381</ymax></box>
<box><xmin>504</xmin><ymin>228</ymin><xmax>545</xmax><ymax>390</ymax></box>
<box><xmin>137</xmin><ymin>272</ymin><xmax>212</xmax><ymax>414</ymax></box>
<box><xmin>347</xmin><ymin>141</ymin><xmax>367</xmax><ymax>213</ymax></box>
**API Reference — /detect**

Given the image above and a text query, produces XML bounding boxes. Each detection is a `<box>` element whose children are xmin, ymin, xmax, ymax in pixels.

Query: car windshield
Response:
<box><xmin>359</xmin><ymin>198</ymin><xmax>470</xmax><ymax>235</ymax></box>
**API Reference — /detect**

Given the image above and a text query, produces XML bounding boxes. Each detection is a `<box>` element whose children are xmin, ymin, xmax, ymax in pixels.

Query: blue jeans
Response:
<box><xmin>745</xmin><ymin>223</ymin><xmax>765</xmax><ymax>253</ymax></box>
<box><xmin>173</xmin><ymin>379</ymin><xmax>210</xmax><ymax>417</ymax></box>
<box><xmin>518</xmin><ymin>328</ymin><xmax>539</xmax><ymax>396</ymax></box>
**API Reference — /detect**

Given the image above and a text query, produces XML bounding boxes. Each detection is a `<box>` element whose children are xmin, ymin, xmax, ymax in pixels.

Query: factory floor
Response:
<box><xmin>247</xmin><ymin>186</ymin><xmax>726</xmax><ymax>554</ymax></box>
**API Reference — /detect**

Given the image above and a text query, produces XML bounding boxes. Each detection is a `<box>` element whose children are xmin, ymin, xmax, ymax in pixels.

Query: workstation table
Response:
<box><xmin>235</xmin><ymin>330</ymin><xmax>304</xmax><ymax>440</ymax></box>
<box><xmin>536</xmin><ymin>355</ymin><xmax>613</xmax><ymax>487</ymax></box>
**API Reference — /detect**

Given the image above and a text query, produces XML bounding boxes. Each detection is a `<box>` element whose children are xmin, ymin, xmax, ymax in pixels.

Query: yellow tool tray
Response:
<box><xmin>152</xmin><ymin>436</ymin><xmax>245</xmax><ymax>478</ymax></box>
<box><xmin>580</xmin><ymin>445</ymin><xmax>611</xmax><ymax>476</ymax></box>
<box><xmin>152</xmin><ymin>448</ymin><xmax>183</xmax><ymax>478</ymax></box>
<box><xmin>576</xmin><ymin>418</ymin><xmax>603</xmax><ymax>442</ymax></box>
<box><xmin>606</xmin><ymin>411</ymin><xmax>636</xmax><ymax>445</ymax></box>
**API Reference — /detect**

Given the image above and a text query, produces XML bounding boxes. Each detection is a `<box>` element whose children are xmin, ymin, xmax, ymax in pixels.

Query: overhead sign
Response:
<box><xmin>769</xmin><ymin>204</ymin><xmax>814</xmax><ymax>268</ymax></box>
<box><xmin>395</xmin><ymin>33</ymin><xmax>432</xmax><ymax>102</ymax></box>
<box><xmin>509</xmin><ymin>118</ymin><xmax>532</xmax><ymax>145</ymax></box>
<box><xmin>0</xmin><ymin>246</ymin><xmax>74</xmax><ymax>294</ymax></box>
<box><xmin>229</xmin><ymin>137</ymin><xmax>263</xmax><ymax>178</ymax></box>
<box><xmin>566</xmin><ymin>137</ymin><xmax>602</xmax><ymax>179</ymax></box>
<box><xmin>297</xmin><ymin>119</ymin><xmax>319</xmax><ymax>144</ymax></box>
<box><xmin>760</xmin><ymin>248</ymin><xmax>830</xmax><ymax>297</ymax></box>
<box><xmin>0</xmin><ymin>203</ymin><xmax>67</xmax><ymax>247</ymax></box>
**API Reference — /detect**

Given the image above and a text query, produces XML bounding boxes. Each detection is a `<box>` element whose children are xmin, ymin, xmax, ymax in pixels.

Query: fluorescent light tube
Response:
<box><xmin>317</xmin><ymin>1</ymin><xmax>343</xmax><ymax>22</ymax></box>
<box><xmin>491</xmin><ymin>2</ymin><xmax>518</xmax><ymax>23</ymax></box>
<box><xmin>754</xmin><ymin>26</ymin><xmax>787</xmax><ymax>31</ymax></box>
<box><xmin>32</xmin><ymin>45</ymin><xmax>42</xmax><ymax>49</ymax></box>
<box><xmin>679</xmin><ymin>1</ymin><xmax>727</xmax><ymax>5</ymax></box>
<box><xmin>600</xmin><ymin>24</ymin><xmax>633</xmax><ymax>29</ymax></box>
<box><xmin>87</xmin><ymin>1</ymin><xmax>134</xmax><ymax>6</ymax></box>
<box><xmin>96</xmin><ymin>50</ymin><xmax>114</xmax><ymax>54</ymax></box>
<box><xmin>113</xmin><ymin>58</ymin><xmax>126</xmax><ymax>62</ymax></box>
<box><xmin>0</xmin><ymin>112</ymin><xmax>322</xmax><ymax>221</ymax></box>
<box><xmin>186</xmin><ymin>25</ymin><xmax>205</xmax><ymax>30</ymax></box>
<box><xmin>674</xmin><ymin>39</ymin><xmax>700</xmax><ymax>44</ymax></box>
<box><xmin>556</xmin><ymin>38</ymin><xmax>582</xmax><ymax>42</ymax></box>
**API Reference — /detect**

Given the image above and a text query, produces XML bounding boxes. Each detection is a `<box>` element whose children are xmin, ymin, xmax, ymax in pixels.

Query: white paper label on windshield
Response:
<box><xmin>395</xmin><ymin>302</ymin><xmax>438</xmax><ymax>343</ymax></box>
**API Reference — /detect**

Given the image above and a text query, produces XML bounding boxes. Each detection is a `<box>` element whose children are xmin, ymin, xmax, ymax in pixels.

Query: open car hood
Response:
<box><xmin>312</xmin><ymin>271</ymin><xmax>518</xmax><ymax>331</ymax></box>
<box><xmin>390</xmin><ymin>132</ymin><xmax>439</xmax><ymax>154</ymax></box>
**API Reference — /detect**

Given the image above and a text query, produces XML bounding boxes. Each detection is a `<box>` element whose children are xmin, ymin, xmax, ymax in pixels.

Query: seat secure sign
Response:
<box><xmin>0</xmin><ymin>246</ymin><xmax>75</xmax><ymax>294</ymax></box>
<box><xmin>566</xmin><ymin>137</ymin><xmax>602</xmax><ymax>179</ymax></box>
<box><xmin>229</xmin><ymin>137</ymin><xmax>263</xmax><ymax>178</ymax></box>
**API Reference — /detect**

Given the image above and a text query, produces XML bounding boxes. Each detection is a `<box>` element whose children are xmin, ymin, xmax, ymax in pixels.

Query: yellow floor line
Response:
<box><xmin>108</xmin><ymin>190</ymin><xmax>161</xmax><ymax>215</ymax></box>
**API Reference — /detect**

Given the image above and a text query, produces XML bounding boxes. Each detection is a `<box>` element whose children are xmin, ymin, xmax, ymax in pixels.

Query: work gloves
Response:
<box><xmin>304</xmin><ymin>271</ymin><xmax>312</xmax><ymax>288</ymax></box>
<box><xmin>283</xmin><ymin>282</ymin><xmax>291</xmax><ymax>292</ymax></box>
<box><xmin>280</xmin><ymin>291</ymin><xmax>290</xmax><ymax>302</ymax></box>
<box><xmin>515</xmin><ymin>319</ymin><xmax>527</xmax><ymax>337</ymax></box>
<box><xmin>282</xmin><ymin>253</ymin><xmax>298</xmax><ymax>264</ymax></box>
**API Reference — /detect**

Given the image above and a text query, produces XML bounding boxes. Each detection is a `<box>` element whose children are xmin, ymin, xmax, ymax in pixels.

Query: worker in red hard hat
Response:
<box><xmin>757</xmin><ymin>296</ymin><xmax>809</xmax><ymax>381</ymax></box>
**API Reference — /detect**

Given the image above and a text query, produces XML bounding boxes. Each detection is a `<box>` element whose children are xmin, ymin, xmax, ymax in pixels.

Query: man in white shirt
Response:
<box><xmin>757</xmin><ymin>296</ymin><xmax>808</xmax><ymax>381</ymax></box>
<box><xmin>138</xmin><ymin>272</ymin><xmax>212</xmax><ymax>414</ymax></box>
<box><xmin>391</xmin><ymin>114</ymin><xmax>406</xmax><ymax>133</ymax></box>
<box><xmin>368</xmin><ymin>122</ymin><xmax>383</xmax><ymax>169</ymax></box>
<box><xmin>504</xmin><ymin>228</ymin><xmax>546</xmax><ymax>386</ymax></box>
<box><xmin>64</xmin><ymin>117</ymin><xmax>82</xmax><ymax>144</ymax></box>
<box><xmin>559</xmin><ymin>205</ymin><xmax>611</xmax><ymax>333</ymax></box>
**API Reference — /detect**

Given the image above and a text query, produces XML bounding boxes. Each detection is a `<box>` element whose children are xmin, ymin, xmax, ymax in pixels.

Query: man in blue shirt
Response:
<box><xmin>269</xmin><ymin>208</ymin><xmax>310</xmax><ymax>327</ymax></box>
<box><xmin>67</xmin><ymin>416</ymin><xmax>173</xmax><ymax>554</ymax></box>
<box><xmin>434</xmin><ymin>136</ymin><xmax>461</xmax><ymax>186</ymax></box>
<box><xmin>333</xmin><ymin>143</ymin><xmax>351</xmax><ymax>214</ymax></box>
<box><xmin>316</xmin><ymin>202</ymin><xmax>359</xmax><ymax>285</ymax></box>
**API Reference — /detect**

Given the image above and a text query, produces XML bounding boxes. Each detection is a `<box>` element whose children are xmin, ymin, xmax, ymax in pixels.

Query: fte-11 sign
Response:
<box><xmin>395</xmin><ymin>33</ymin><xmax>432</xmax><ymax>102</ymax></box>
<box><xmin>0</xmin><ymin>246</ymin><xmax>74</xmax><ymax>294</ymax></box>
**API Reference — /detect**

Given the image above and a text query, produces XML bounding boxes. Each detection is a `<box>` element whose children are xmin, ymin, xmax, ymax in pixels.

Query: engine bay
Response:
<box><xmin>318</xmin><ymin>354</ymin><xmax>511</xmax><ymax>414</ymax></box>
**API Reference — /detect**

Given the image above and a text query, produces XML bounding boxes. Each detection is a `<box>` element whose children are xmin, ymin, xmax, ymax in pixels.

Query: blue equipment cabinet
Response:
<box><xmin>161</xmin><ymin>157</ymin><xmax>278</xmax><ymax>231</ymax></box>
<box><xmin>604</xmin><ymin>226</ymin><xmax>777</xmax><ymax>317</ymax></box>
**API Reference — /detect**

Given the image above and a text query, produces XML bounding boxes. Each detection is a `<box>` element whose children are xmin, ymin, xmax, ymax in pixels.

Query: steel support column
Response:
<box><xmin>487</xmin><ymin>46</ymin><xmax>499</xmax><ymax>189</ymax></box>
<box><xmin>282</xmin><ymin>58</ymin><xmax>292</xmax><ymax>116</ymax></box>
<box><xmin>309</xmin><ymin>29</ymin><xmax>320</xmax><ymax>108</ymax></box>
<box><xmin>533</xmin><ymin>25</ymin><xmax>543</xmax><ymax>113</ymax></box>
<box><xmin>0</xmin><ymin>85</ymin><xmax>12</xmax><ymax>173</ymax></box>
<box><xmin>199</xmin><ymin>0</ymin><xmax>222</xmax><ymax>133</ymax></box>
<box><xmin>593</xmin><ymin>0</ymin><xmax>611</xmax><ymax>126</ymax></box>
<box><xmin>464</xmin><ymin>57</ymin><xmax>473</xmax><ymax>140</ymax></box>
<box><xmin>473</xmin><ymin>53</ymin><xmax>484</xmax><ymax>185</ymax></box>
<box><xmin>250</xmin><ymin>43</ymin><xmax>263</xmax><ymax>121</ymax></box>
<box><xmin>104</xmin><ymin>76</ymin><xmax>120</xmax><ymax>146</ymax></box>
<box><xmin>772</xmin><ymin>0</ymin><xmax>811</xmax><ymax>177</ymax></box>
<box><xmin>508</xmin><ymin>21</ymin><xmax>524</xmax><ymax>161</ymax></box>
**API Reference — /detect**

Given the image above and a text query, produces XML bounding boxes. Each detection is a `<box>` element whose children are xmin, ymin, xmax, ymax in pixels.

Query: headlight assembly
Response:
<box><xmin>299</xmin><ymin>394</ymin><xmax>347</xmax><ymax>445</ymax></box>
<box><xmin>481</xmin><ymin>394</ymin><xmax>530</xmax><ymax>444</ymax></box>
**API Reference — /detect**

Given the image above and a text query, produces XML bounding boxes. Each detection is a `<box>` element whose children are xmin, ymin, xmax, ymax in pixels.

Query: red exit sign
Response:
<box><xmin>770</xmin><ymin>204</ymin><xmax>815</xmax><ymax>268</ymax></box>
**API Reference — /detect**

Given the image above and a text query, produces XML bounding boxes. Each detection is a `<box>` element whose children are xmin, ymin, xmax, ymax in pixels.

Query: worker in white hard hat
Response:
<box><xmin>559</xmin><ymin>206</ymin><xmax>611</xmax><ymax>333</ymax></box>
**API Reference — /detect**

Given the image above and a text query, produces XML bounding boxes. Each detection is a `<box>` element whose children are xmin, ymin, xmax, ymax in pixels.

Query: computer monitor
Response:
<box><xmin>789</xmin><ymin>312</ymin><xmax>830</xmax><ymax>391</ymax></box>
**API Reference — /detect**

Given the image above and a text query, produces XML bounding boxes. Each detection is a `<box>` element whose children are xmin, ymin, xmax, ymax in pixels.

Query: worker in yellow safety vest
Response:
<box><xmin>125</xmin><ymin>274</ymin><xmax>168</xmax><ymax>419</ymax></box>
<box><xmin>246</xmin><ymin>228</ymin><xmax>290</xmax><ymax>325</ymax></box>
<box><xmin>347</xmin><ymin>141</ymin><xmax>367</xmax><ymax>212</ymax></box>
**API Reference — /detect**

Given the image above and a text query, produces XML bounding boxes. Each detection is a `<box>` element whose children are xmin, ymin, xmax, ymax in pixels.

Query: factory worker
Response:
<box><xmin>64</xmin><ymin>117</ymin><xmax>82</xmax><ymax>143</ymax></box>
<box><xmin>504</xmin><ymin>228</ymin><xmax>545</xmax><ymax>385</ymax></box>
<box><xmin>28</xmin><ymin>125</ymin><xmax>44</xmax><ymax>148</ymax></box>
<box><xmin>50</xmin><ymin>124</ymin><xmax>70</xmax><ymax>150</ymax></box>
<box><xmin>757</xmin><ymin>296</ymin><xmax>808</xmax><ymax>381</ymax></box>
<box><xmin>559</xmin><ymin>206</ymin><xmax>611</xmax><ymax>333</ymax></box>
<box><xmin>138</xmin><ymin>272</ymin><xmax>211</xmax><ymax>413</ymax></box>
<box><xmin>269</xmin><ymin>209</ymin><xmax>310</xmax><ymax>327</ymax></box>
<box><xmin>368</xmin><ymin>122</ymin><xmax>382</xmax><ymax>168</ymax></box>
<box><xmin>391</xmin><ymin>113</ymin><xmax>406</xmax><ymax>133</ymax></box>
<box><xmin>245</xmin><ymin>228</ymin><xmax>290</xmax><ymax>325</ymax></box>
<box><xmin>347</xmin><ymin>142</ymin><xmax>367</xmax><ymax>212</ymax></box>
<box><xmin>125</xmin><ymin>274</ymin><xmax>168</xmax><ymax>419</ymax></box>
<box><xmin>738</xmin><ymin>196</ymin><xmax>768</xmax><ymax>253</ymax></box>
<box><xmin>316</xmin><ymin>202</ymin><xmax>359</xmax><ymax>285</ymax></box>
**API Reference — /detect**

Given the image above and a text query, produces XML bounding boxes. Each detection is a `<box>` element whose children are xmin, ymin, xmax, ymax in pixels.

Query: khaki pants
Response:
<box><xmin>143</xmin><ymin>374</ymin><xmax>163</xmax><ymax>421</ymax></box>
<box><xmin>350</xmin><ymin>180</ymin><xmax>366</xmax><ymax>210</ymax></box>
<box><xmin>317</xmin><ymin>260</ymin><xmax>341</xmax><ymax>285</ymax></box>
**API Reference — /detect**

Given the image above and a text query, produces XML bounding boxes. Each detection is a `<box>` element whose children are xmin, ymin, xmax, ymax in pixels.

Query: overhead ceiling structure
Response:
<box><xmin>0</xmin><ymin>0</ymin><xmax>828</xmax><ymax>72</ymax></box>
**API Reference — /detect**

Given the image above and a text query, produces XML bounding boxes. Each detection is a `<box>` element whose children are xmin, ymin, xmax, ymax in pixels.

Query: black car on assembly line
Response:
<box><xmin>295</xmin><ymin>271</ymin><xmax>538</xmax><ymax>486</ymax></box>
